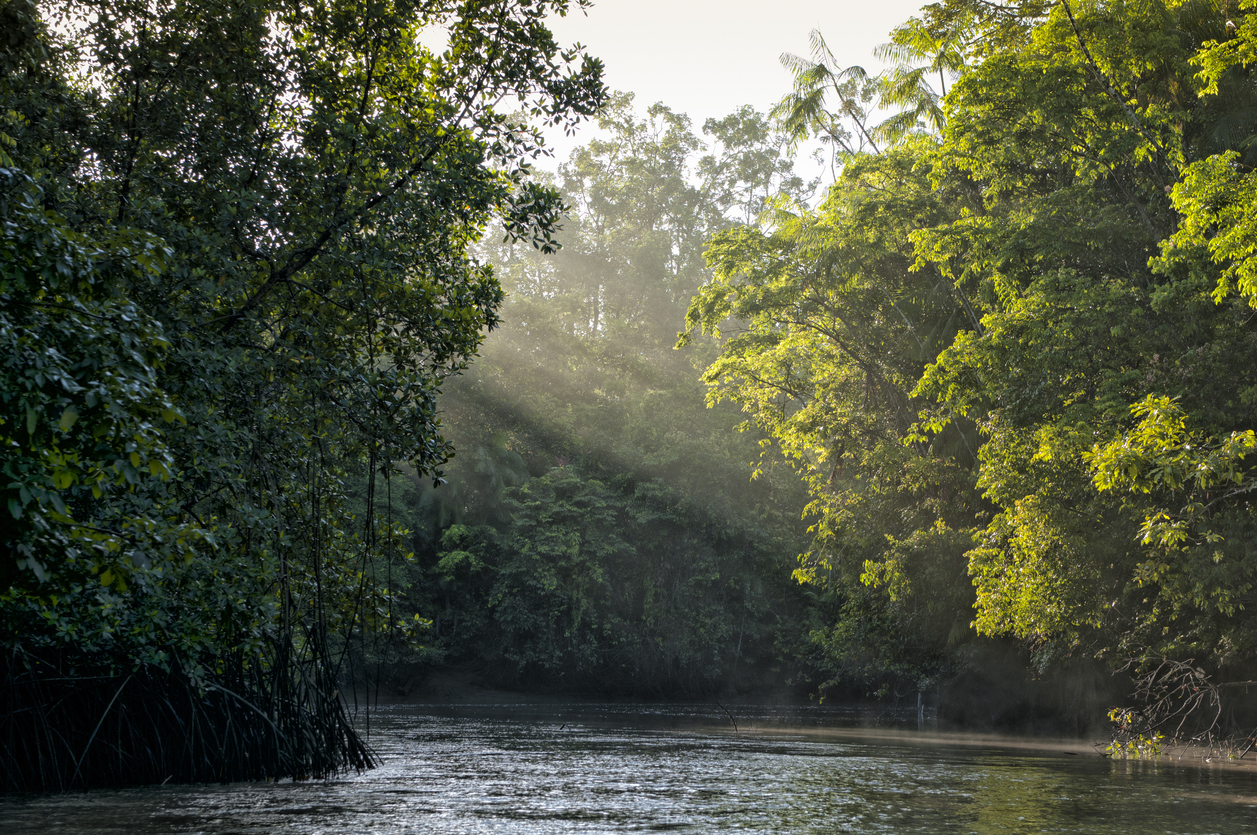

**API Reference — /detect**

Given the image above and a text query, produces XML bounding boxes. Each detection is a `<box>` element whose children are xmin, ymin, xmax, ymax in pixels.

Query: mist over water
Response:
<box><xmin>4</xmin><ymin>704</ymin><xmax>1256</xmax><ymax>834</ymax></box>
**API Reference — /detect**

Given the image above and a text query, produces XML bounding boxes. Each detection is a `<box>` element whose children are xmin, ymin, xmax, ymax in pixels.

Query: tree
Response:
<box><xmin>689</xmin><ymin>0</ymin><xmax>1257</xmax><ymax>735</ymax></box>
<box><xmin>0</xmin><ymin>0</ymin><xmax>604</xmax><ymax>790</ymax></box>
<box><xmin>774</xmin><ymin>30</ymin><xmax>884</xmax><ymax>176</ymax></box>
<box><xmin>913</xmin><ymin>0</ymin><xmax>1250</xmax><ymax>669</ymax></box>
<box><xmin>872</xmin><ymin>13</ymin><xmax>970</xmax><ymax>144</ymax></box>
<box><xmin>683</xmin><ymin>141</ymin><xmax>985</xmax><ymax>698</ymax></box>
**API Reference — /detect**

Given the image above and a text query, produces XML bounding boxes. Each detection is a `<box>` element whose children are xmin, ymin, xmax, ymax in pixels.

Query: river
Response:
<box><xmin>2</xmin><ymin>702</ymin><xmax>1256</xmax><ymax>833</ymax></box>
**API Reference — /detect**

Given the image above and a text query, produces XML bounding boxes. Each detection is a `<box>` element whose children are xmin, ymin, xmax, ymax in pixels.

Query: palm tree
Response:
<box><xmin>772</xmin><ymin>14</ymin><xmax>973</xmax><ymax>169</ymax></box>
<box><xmin>872</xmin><ymin>16</ymin><xmax>968</xmax><ymax>146</ymax></box>
<box><xmin>773</xmin><ymin>30</ymin><xmax>882</xmax><ymax>176</ymax></box>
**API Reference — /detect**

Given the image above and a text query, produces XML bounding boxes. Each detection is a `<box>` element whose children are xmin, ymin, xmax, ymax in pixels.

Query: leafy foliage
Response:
<box><xmin>689</xmin><ymin>0</ymin><xmax>1257</xmax><ymax>732</ymax></box>
<box><xmin>683</xmin><ymin>139</ymin><xmax>984</xmax><ymax>695</ymax></box>
<box><xmin>1</xmin><ymin>0</ymin><xmax>603</xmax><ymax>789</ymax></box>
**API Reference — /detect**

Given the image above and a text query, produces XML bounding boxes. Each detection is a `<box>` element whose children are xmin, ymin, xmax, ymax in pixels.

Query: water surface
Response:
<box><xmin>3</xmin><ymin>702</ymin><xmax>1255</xmax><ymax>834</ymax></box>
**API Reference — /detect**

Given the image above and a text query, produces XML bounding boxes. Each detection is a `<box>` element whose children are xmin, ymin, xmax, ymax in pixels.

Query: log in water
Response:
<box><xmin>2</xmin><ymin>703</ymin><xmax>1256</xmax><ymax>833</ymax></box>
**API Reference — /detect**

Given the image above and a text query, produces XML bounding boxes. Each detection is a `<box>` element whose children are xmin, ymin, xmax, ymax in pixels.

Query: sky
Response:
<box><xmin>540</xmin><ymin>0</ymin><xmax>929</xmax><ymax>159</ymax></box>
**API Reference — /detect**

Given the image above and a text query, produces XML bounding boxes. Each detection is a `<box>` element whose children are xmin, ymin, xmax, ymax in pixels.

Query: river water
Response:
<box><xmin>3</xmin><ymin>702</ymin><xmax>1256</xmax><ymax>834</ymax></box>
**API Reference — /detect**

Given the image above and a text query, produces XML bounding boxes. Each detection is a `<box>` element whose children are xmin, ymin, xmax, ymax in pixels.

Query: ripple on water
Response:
<box><xmin>3</xmin><ymin>704</ymin><xmax>1257</xmax><ymax>834</ymax></box>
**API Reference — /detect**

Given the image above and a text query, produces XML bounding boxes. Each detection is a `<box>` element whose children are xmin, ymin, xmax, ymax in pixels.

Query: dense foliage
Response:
<box><xmin>0</xmin><ymin>0</ymin><xmax>603</xmax><ymax>790</ymax></box>
<box><xmin>686</xmin><ymin>0</ymin><xmax>1257</xmax><ymax>740</ymax></box>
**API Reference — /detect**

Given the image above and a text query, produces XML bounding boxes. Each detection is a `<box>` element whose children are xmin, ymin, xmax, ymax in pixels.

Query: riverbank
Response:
<box><xmin>356</xmin><ymin>663</ymin><xmax>813</xmax><ymax>707</ymax></box>
<box><xmin>350</xmin><ymin>669</ymin><xmax>1257</xmax><ymax>775</ymax></box>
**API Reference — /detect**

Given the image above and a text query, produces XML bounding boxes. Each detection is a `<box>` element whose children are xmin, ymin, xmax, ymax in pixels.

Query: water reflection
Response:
<box><xmin>3</xmin><ymin>703</ymin><xmax>1256</xmax><ymax>833</ymax></box>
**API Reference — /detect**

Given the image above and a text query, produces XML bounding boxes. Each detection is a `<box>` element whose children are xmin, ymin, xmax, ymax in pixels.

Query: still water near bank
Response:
<box><xmin>3</xmin><ymin>702</ymin><xmax>1256</xmax><ymax>834</ymax></box>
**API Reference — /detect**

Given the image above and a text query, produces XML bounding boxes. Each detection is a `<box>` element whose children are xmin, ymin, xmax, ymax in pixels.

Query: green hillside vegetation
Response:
<box><xmin>356</xmin><ymin>94</ymin><xmax>820</xmax><ymax>697</ymax></box>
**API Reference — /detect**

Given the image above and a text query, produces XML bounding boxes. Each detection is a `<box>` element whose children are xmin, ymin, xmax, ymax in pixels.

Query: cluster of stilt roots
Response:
<box><xmin>0</xmin><ymin>649</ymin><xmax>375</xmax><ymax>793</ymax></box>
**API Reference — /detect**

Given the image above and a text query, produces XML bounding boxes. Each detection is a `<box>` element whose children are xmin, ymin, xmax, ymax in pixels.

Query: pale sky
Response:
<box><xmin>542</xmin><ymin>0</ymin><xmax>929</xmax><ymax>157</ymax></box>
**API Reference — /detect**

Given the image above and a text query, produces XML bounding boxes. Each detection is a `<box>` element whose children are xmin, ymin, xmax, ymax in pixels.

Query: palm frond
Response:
<box><xmin>779</xmin><ymin>51</ymin><xmax>817</xmax><ymax>76</ymax></box>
